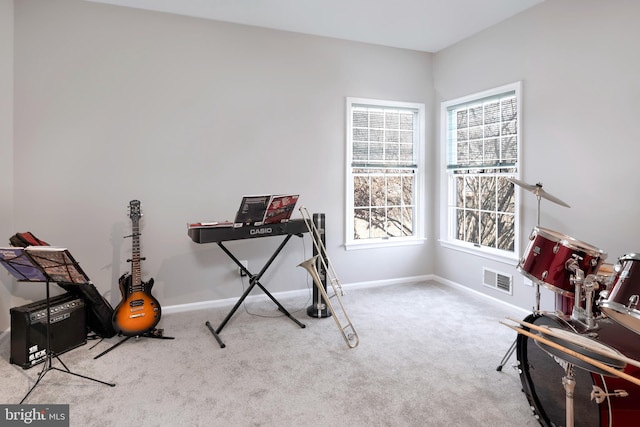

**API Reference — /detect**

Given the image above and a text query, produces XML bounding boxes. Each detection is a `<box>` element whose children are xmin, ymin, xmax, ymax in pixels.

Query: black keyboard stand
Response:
<box><xmin>206</xmin><ymin>235</ymin><xmax>306</xmax><ymax>348</ymax></box>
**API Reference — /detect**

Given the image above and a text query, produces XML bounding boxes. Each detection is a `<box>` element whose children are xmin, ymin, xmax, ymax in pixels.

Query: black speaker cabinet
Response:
<box><xmin>10</xmin><ymin>292</ymin><xmax>87</xmax><ymax>369</ymax></box>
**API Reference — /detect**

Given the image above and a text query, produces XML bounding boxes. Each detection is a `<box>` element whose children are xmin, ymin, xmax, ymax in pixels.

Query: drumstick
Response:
<box><xmin>506</xmin><ymin>316</ymin><xmax>640</xmax><ymax>370</ymax></box>
<box><xmin>500</xmin><ymin>321</ymin><xmax>640</xmax><ymax>388</ymax></box>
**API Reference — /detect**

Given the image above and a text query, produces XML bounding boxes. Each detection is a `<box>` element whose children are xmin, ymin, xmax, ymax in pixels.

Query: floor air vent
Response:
<box><xmin>483</xmin><ymin>267</ymin><xmax>513</xmax><ymax>295</ymax></box>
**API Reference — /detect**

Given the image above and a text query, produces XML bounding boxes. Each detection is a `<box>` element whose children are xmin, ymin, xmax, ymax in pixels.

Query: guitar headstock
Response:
<box><xmin>128</xmin><ymin>200</ymin><xmax>142</xmax><ymax>223</ymax></box>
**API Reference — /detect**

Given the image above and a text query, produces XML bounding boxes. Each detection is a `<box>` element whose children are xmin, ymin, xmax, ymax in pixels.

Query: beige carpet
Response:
<box><xmin>0</xmin><ymin>281</ymin><xmax>540</xmax><ymax>426</ymax></box>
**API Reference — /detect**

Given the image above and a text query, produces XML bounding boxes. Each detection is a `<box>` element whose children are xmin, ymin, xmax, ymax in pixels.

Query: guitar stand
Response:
<box><xmin>93</xmin><ymin>328</ymin><xmax>174</xmax><ymax>360</ymax></box>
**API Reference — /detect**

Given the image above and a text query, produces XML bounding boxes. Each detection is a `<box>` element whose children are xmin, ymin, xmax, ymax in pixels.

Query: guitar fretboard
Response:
<box><xmin>131</xmin><ymin>220</ymin><xmax>142</xmax><ymax>288</ymax></box>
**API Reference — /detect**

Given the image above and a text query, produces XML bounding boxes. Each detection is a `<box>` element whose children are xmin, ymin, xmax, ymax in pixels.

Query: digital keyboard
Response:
<box><xmin>187</xmin><ymin>219</ymin><xmax>308</xmax><ymax>244</ymax></box>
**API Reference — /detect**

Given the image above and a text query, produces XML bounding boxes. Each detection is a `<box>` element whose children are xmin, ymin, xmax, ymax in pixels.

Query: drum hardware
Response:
<box><xmin>562</xmin><ymin>365</ymin><xmax>577</xmax><ymax>427</ymax></box>
<box><xmin>568</xmin><ymin>266</ymin><xmax>600</xmax><ymax>330</ymax></box>
<box><xmin>298</xmin><ymin>207</ymin><xmax>359</xmax><ymax>348</ymax></box>
<box><xmin>590</xmin><ymin>386</ymin><xmax>628</xmax><ymax>404</ymax></box>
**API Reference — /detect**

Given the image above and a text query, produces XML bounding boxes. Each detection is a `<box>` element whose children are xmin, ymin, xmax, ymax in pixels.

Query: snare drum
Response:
<box><xmin>599</xmin><ymin>253</ymin><xmax>640</xmax><ymax>335</ymax></box>
<box><xmin>517</xmin><ymin>313</ymin><xmax>640</xmax><ymax>426</ymax></box>
<box><xmin>518</xmin><ymin>227</ymin><xmax>606</xmax><ymax>296</ymax></box>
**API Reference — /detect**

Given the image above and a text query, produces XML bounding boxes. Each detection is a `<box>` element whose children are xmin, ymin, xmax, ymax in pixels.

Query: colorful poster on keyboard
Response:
<box><xmin>234</xmin><ymin>195</ymin><xmax>270</xmax><ymax>226</ymax></box>
<box><xmin>263</xmin><ymin>194</ymin><xmax>299</xmax><ymax>224</ymax></box>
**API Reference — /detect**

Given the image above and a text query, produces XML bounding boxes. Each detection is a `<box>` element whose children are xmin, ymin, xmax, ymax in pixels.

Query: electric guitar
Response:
<box><xmin>112</xmin><ymin>200</ymin><xmax>161</xmax><ymax>336</ymax></box>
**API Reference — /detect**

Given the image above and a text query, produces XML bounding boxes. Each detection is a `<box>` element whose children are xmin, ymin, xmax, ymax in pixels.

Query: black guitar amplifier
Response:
<box><xmin>10</xmin><ymin>292</ymin><xmax>87</xmax><ymax>369</ymax></box>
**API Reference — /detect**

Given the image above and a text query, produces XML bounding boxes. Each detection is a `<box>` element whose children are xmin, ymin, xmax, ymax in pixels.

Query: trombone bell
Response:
<box><xmin>298</xmin><ymin>206</ymin><xmax>359</xmax><ymax>348</ymax></box>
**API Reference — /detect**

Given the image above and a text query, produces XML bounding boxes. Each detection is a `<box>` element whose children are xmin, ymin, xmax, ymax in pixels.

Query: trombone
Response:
<box><xmin>298</xmin><ymin>207</ymin><xmax>359</xmax><ymax>348</ymax></box>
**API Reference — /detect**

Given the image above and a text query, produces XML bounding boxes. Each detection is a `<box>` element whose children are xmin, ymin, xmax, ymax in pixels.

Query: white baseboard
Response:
<box><xmin>161</xmin><ymin>274</ymin><xmax>435</xmax><ymax>315</ymax></box>
<box><xmin>432</xmin><ymin>274</ymin><xmax>529</xmax><ymax>315</ymax></box>
<box><xmin>0</xmin><ymin>275</ymin><xmax>527</xmax><ymax>331</ymax></box>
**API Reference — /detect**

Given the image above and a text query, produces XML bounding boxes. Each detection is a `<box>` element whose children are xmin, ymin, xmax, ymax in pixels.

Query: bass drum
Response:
<box><xmin>516</xmin><ymin>313</ymin><xmax>640</xmax><ymax>426</ymax></box>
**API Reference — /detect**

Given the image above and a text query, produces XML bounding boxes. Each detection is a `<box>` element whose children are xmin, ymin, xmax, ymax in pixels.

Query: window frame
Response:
<box><xmin>439</xmin><ymin>82</ymin><xmax>522</xmax><ymax>263</ymax></box>
<box><xmin>345</xmin><ymin>97</ymin><xmax>426</xmax><ymax>250</ymax></box>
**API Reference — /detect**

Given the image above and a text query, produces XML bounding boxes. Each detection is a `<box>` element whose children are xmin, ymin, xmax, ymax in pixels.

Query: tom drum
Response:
<box><xmin>599</xmin><ymin>253</ymin><xmax>640</xmax><ymax>335</ymax></box>
<box><xmin>518</xmin><ymin>227</ymin><xmax>606</xmax><ymax>296</ymax></box>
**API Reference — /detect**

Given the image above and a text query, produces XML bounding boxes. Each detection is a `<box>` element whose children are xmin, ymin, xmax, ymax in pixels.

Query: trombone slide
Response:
<box><xmin>298</xmin><ymin>206</ymin><xmax>359</xmax><ymax>348</ymax></box>
<box><xmin>298</xmin><ymin>256</ymin><xmax>359</xmax><ymax>348</ymax></box>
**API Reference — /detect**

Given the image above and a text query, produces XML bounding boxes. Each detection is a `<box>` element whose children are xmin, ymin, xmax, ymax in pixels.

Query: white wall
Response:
<box><xmin>7</xmin><ymin>0</ymin><xmax>636</xmax><ymax>333</ymax></box>
<box><xmin>433</xmin><ymin>0</ymin><xmax>640</xmax><ymax>310</ymax></box>
<box><xmin>1</xmin><ymin>0</ymin><xmax>434</xmax><ymax>330</ymax></box>
<box><xmin>0</xmin><ymin>0</ymin><xmax>15</xmax><ymax>330</ymax></box>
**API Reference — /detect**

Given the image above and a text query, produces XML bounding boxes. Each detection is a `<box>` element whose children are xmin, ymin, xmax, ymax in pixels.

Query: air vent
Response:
<box><xmin>483</xmin><ymin>267</ymin><xmax>513</xmax><ymax>295</ymax></box>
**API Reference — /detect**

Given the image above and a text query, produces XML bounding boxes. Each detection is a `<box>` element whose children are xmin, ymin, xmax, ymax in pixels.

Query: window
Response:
<box><xmin>346</xmin><ymin>98</ymin><xmax>425</xmax><ymax>249</ymax></box>
<box><xmin>441</xmin><ymin>82</ymin><xmax>521</xmax><ymax>258</ymax></box>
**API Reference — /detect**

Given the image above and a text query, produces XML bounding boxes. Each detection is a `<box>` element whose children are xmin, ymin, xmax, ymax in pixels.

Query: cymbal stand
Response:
<box><xmin>496</xmin><ymin>179</ymin><xmax>556</xmax><ymax>372</ymax></box>
<box><xmin>496</xmin><ymin>191</ymin><xmax>543</xmax><ymax>372</ymax></box>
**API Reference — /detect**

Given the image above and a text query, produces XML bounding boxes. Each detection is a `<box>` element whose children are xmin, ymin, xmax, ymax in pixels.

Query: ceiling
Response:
<box><xmin>86</xmin><ymin>0</ymin><xmax>543</xmax><ymax>52</ymax></box>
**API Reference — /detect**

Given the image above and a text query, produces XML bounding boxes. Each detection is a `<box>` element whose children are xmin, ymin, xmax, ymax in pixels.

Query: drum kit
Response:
<box><xmin>500</xmin><ymin>178</ymin><xmax>640</xmax><ymax>427</ymax></box>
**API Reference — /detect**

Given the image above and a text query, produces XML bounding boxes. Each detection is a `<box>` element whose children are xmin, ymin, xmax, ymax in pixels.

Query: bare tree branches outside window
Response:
<box><xmin>445</xmin><ymin>88</ymin><xmax>519</xmax><ymax>253</ymax></box>
<box><xmin>349</xmin><ymin>103</ymin><xmax>422</xmax><ymax>242</ymax></box>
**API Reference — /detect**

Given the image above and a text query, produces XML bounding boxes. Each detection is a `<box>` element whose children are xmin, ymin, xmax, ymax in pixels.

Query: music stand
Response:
<box><xmin>0</xmin><ymin>246</ymin><xmax>116</xmax><ymax>403</ymax></box>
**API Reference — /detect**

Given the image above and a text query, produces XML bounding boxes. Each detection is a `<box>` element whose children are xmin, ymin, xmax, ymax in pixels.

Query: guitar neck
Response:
<box><xmin>131</xmin><ymin>221</ymin><xmax>142</xmax><ymax>287</ymax></box>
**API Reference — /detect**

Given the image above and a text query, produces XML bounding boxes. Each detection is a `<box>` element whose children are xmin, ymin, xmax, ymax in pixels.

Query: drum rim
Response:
<box><xmin>618</xmin><ymin>253</ymin><xmax>640</xmax><ymax>262</ymax></box>
<box><xmin>600</xmin><ymin>301</ymin><xmax>640</xmax><ymax>317</ymax></box>
<box><xmin>534</xmin><ymin>226</ymin><xmax>607</xmax><ymax>258</ymax></box>
<box><xmin>535</xmin><ymin>327</ymin><xmax>626</xmax><ymax>375</ymax></box>
<box><xmin>600</xmin><ymin>302</ymin><xmax>640</xmax><ymax>335</ymax></box>
<box><xmin>516</xmin><ymin>313</ymin><xmax>551</xmax><ymax>427</ymax></box>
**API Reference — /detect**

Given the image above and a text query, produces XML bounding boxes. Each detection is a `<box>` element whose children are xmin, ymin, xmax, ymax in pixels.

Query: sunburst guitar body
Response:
<box><xmin>112</xmin><ymin>200</ymin><xmax>161</xmax><ymax>336</ymax></box>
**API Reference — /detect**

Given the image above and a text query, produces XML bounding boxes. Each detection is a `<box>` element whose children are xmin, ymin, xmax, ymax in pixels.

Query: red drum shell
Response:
<box><xmin>518</xmin><ymin>227</ymin><xmax>606</xmax><ymax>296</ymax></box>
<box><xmin>600</xmin><ymin>253</ymin><xmax>640</xmax><ymax>335</ymax></box>
<box><xmin>516</xmin><ymin>313</ymin><xmax>640</xmax><ymax>426</ymax></box>
<box><xmin>556</xmin><ymin>293</ymin><xmax>603</xmax><ymax>317</ymax></box>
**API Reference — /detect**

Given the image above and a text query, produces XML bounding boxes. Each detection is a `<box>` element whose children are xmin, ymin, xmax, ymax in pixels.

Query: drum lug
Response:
<box><xmin>541</xmin><ymin>271</ymin><xmax>548</xmax><ymax>280</ymax></box>
<box><xmin>553</xmin><ymin>242</ymin><xmax>560</xmax><ymax>254</ymax></box>
<box><xmin>628</xmin><ymin>295</ymin><xmax>639</xmax><ymax>310</ymax></box>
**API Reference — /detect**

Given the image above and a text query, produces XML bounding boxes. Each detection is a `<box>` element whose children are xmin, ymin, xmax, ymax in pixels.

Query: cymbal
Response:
<box><xmin>508</xmin><ymin>178</ymin><xmax>570</xmax><ymax>208</ymax></box>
